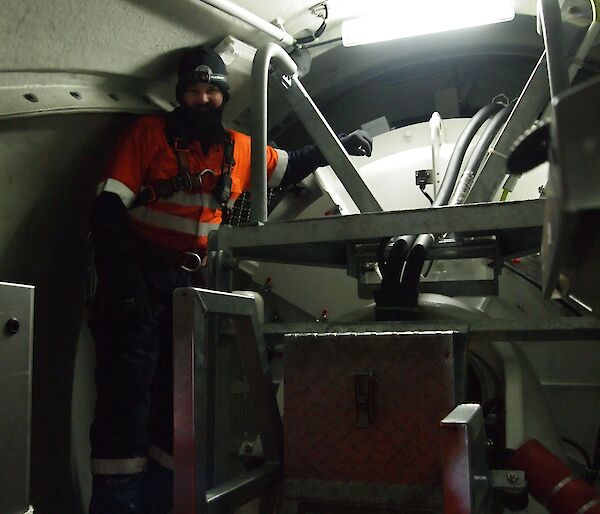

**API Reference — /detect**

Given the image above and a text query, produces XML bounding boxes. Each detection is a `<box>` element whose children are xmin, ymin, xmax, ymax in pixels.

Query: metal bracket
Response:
<box><xmin>441</xmin><ymin>404</ymin><xmax>492</xmax><ymax>514</ymax></box>
<box><xmin>354</xmin><ymin>371</ymin><xmax>376</xmax><ymax>427</ymax></box>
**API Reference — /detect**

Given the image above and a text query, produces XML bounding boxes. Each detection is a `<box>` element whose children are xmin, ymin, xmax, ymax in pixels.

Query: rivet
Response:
<box><xmin>507</xmin><ymin>472</ymin><xmax>519</xmax><ymax>483</ymax></box>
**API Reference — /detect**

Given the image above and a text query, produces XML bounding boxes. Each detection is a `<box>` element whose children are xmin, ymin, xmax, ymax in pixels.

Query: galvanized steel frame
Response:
<box><xmin>261</xmin><ymin>318</ymin><xmax>600</xmax><ymax>344</ymax></box>
<box><xmin>173</xmin><ymin>287</ymin><xmax>282</xmax><ymax>514</ymax></box>
<box><xmin>213</xmin><ymin>200</ymin><xmax>545</xmax><ymax>252</ymax></box>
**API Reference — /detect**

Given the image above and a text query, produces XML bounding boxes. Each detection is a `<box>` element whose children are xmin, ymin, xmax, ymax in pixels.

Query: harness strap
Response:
<box><xmin>133</xmin><ymin>135</ymin><xmax>234</xmax><ymax>207</ymax></box>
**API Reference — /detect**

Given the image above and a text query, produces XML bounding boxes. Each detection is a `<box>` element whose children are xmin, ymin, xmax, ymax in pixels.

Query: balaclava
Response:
<box><xmin>171</xmin><ymin>46</ymin><xmax>230</xmax><ymax>145</ymax></box>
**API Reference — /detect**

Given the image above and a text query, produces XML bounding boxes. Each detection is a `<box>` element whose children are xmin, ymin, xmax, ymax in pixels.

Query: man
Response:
<box><xmin>89</xmin><ymin>45</ymin><xmax>373</xmax><ymax>514</ymax></box>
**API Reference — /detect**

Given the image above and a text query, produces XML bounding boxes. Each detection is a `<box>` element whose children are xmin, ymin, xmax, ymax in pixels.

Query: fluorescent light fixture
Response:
<box><xmin>342</xmin><ymin>0</ymin><xmax>515</xmax><ymax>47</ymax></box>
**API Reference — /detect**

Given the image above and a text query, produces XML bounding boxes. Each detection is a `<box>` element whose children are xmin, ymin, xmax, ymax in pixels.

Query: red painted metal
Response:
<box><xmin>284</xmin><ymin>332</ymin><xmax>457</xmax><ymax>486</ymax></box>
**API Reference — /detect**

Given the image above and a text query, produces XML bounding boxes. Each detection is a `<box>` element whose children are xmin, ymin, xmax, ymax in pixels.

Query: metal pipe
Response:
<box><xmin>450</xmin><ymin>106</ymin><xmax>511</xmax><ymax>206</ymax></box>
<box><xmin>287</xmin><ymin>75</ymin><xmax>382</xmax><ymax>213</ymax></box>
<box><xmin>569</xmin><ymin>3</ymin><xmax>599</xmax><ymax>80</ymax></box>
<box><xmin>199</xmin><ymin>0</ymin><xmax>296</xmax><ymax>46</ymax></box>
<box><xmin>250</xmin><ymin>43</ymin><xmax>298</xmax><ymax>223</ymax></box>
<box><xmin>538</xmin><ymin>0</ymin><xmax>570</xmax><ymax>98</ymax></box>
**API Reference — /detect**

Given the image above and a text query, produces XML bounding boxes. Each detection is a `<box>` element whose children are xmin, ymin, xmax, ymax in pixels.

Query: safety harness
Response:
<box><xmin>133</xmin><ymin>134</ymin><xmax>235</xmax><ymax>208</ymax></box>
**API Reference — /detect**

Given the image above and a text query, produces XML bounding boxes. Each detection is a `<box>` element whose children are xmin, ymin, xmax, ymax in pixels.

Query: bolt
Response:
<box><xmin>5</xmin><ymin>318</ymin><xmax>20</xmax><ymax>336</ymax></box>
<box><xmin>361</xmin><ymin>262</ymin><xmax>377</xmax><ymax>274</ymax></box>
<box><xmin>507</xmin><ymin>472</ymin><xmax>519</xmax><ymax>484</ymax></box>
<box><xmin>317</xmin><ymin>309</ymin><xmax>329</xmax><ymax>322</ymax></box>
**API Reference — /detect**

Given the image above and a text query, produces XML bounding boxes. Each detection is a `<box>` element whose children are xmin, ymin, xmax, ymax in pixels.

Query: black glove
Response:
<box><xmin>340</xmin><ymin>129</ymin><xmax>373</xmax><ymax>157</ymax></box>
<box><xmin>281</xmin><ymin>129</ymin><xmax>373</xmax><ymax>187</ymax></box>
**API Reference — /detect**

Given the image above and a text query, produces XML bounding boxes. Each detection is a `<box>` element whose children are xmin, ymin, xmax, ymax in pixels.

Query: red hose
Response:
<box><xmin>508</xmin><ymin>439</ymin><xmax>600</xmax><ymax>514</ymax></box>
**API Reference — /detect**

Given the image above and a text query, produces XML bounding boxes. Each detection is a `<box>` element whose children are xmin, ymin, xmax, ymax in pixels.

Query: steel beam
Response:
<box><xmin>216</xmin><ymin>200</ymin><xmax>544</xmax><ymax>250</ymax></box>
<box><xmin>0</xmin><ymin>76</ymin><xmax>165</xmax><ymax>119</ymax></box>
<box><xmin>261</xmin><ymin>317</ymin><xmax>600</xmax><ymax>343</ymax></box>
<box><xmin>276</xmin><ymin>74</ymin><xmax>382</xmax><ymax>214</ymax></box>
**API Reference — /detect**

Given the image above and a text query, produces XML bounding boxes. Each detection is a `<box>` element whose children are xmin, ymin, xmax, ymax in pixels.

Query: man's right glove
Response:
<box><xmin>340</xmin><ymin>129</ymin><xmax>373</xmax><ymax>157</ymax></box>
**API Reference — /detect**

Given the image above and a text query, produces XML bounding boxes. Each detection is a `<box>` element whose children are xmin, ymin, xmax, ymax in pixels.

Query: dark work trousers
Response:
<box><xmin>89</xmin><ymin>261</ymin><xmax>200</xmax><ymax>514</ymax></box>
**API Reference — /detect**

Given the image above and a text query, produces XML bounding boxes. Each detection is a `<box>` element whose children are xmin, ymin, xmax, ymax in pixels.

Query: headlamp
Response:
<box><xmin>184</xmin><ymin>64</ymin><xmax>228</xmax><ymax>88</ymax></box>
<box><xmin>192</xmin><ymin>64</ymin><xmax>212</xmax><ymax>84</ymax></box>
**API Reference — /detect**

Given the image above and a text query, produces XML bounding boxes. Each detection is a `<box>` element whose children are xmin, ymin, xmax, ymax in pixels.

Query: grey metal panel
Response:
<box><xmin>0</xmin><ymin>281</ymin><xmax>34</xmax><ymax>514</ymax></box>
<box><xmin>216</xmin><ymin>200</ymin><xmax>544</xmax><ymax>249</ymax></box>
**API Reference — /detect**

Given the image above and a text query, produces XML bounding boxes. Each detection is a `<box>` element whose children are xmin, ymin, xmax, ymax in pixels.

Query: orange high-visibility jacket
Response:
<box><xmin>97</xmin><ymin>115</ymin><xmax>287</xmax><ymax>253</ymax></box>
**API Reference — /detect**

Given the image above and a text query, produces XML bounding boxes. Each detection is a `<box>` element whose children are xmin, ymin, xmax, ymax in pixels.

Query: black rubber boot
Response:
<box><xmin>89</xmin><ymin>473</ymin><xmax>146</xmax><ymax>514</ymax></box>
<box><xmin>144</xmin><ymin>460</ymin><xmax>173</xmax><ymax>514</ymax></box>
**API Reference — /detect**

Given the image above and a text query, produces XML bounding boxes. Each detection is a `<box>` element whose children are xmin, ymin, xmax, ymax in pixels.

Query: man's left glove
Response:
<box><xmin>340</xmin><ymin>129</ymin><xmax>373</xmax><ymax>157</ymax></box>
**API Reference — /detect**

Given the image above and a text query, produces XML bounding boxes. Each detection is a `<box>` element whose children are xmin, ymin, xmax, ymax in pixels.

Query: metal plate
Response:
<box><xmin>0</xmin><ymin>281</ymin><xmax>34</xmax><ymax>514</ymax></box>
<box><xmin>542</xmin><ymin>74</ymin><xmax>600</xmax><ymax>307</ymax></box>
<box><xmin>284</xmin><ymin>330</ymin><xmax>459</xmax><ymax>505</ymax></box>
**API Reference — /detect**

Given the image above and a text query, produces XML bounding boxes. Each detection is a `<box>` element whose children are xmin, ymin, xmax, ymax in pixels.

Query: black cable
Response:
<box><xmin>303</xmin><ymin>36</ymin><xmax>342</xmax><ymax>49</ymax></box>
<box><xmin>419</xmin><ymin>187</ymin><xmax>433</xmax><ymax>205</ymax></box>
<box><xmin>562</xmin><ymin>437</ymin><xmax>593</xmax><ymax>470</ymax></box>
<box><xmin>297</xmin><ymin>4</ymin><xmax>329</xmax><ymax>45</ymax></box>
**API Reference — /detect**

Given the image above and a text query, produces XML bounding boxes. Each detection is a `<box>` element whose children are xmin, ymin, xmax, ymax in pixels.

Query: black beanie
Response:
<box><xmin>176</xmin><ymin>46</ymin><xmax>230</xmax><ymax>104</ymax></box>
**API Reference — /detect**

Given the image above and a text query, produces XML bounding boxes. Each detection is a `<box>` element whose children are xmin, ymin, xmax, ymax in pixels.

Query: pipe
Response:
<box><xmin>449</xmin><ymin>106</ymin><xmax>511</xmax><ymax>206</ymax></box>
<box><xmin>539</xmin><ymin>0</ymin><xmax>570</xmax><ymax>98</ymax></box>
<box><xmin>199</xmin><ymin>0</ymin><xmax>296</xmax><ymax>46</ymax></box>
<box><xmin>250</xmin><ymin>43</ymin><xmax>298</xmax><ymax>223</ymax></box>
<box><xmin>569</xmin><ymin>2</ymin><xmax>599</xmax><ymax>81</ymax></box>
<box><xmin>509</xmin><ymin>439</ymin><xmax>600</xmax><ymax>514</ymax></box>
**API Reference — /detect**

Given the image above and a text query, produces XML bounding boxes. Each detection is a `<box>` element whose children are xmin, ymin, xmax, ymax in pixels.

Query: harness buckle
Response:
<box><xmin>172</xmin><ymin>172</ymin><xmax>193</xmax><ymax>192</ymax></box>
<box><xmin>174</xmin><ymin>140</ymin><xmax>190</xmax><ymax>152</ymax></box>
<box><xmin>181</xmin><ymin>252</ymin><xmax>203</xmax><ymax>272</ymax></box>
<box><xmin>142</xmin><ymin>185</ymin><xmax>158</xmax><ymax>203</ymax></box>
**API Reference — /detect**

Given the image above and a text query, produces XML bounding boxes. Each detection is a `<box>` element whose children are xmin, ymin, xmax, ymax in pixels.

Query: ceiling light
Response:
<box><xmin>342</xmin><ymin>0</ymin><xmax>515</xmax><ymax>47</ymax></box>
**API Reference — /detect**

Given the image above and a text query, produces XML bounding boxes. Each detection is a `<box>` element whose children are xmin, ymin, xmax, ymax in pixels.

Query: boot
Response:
<box><xmin>89</xmin><ymin>473</ymin><xmax>146</xmax><ymax>514</ymax></box>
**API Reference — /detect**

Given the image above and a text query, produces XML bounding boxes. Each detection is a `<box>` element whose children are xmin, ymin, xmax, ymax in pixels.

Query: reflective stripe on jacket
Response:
<box><xmin>98</xmin><ymin>115</ymin><xmax>287</xmax><ymax>252</ymax></box>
